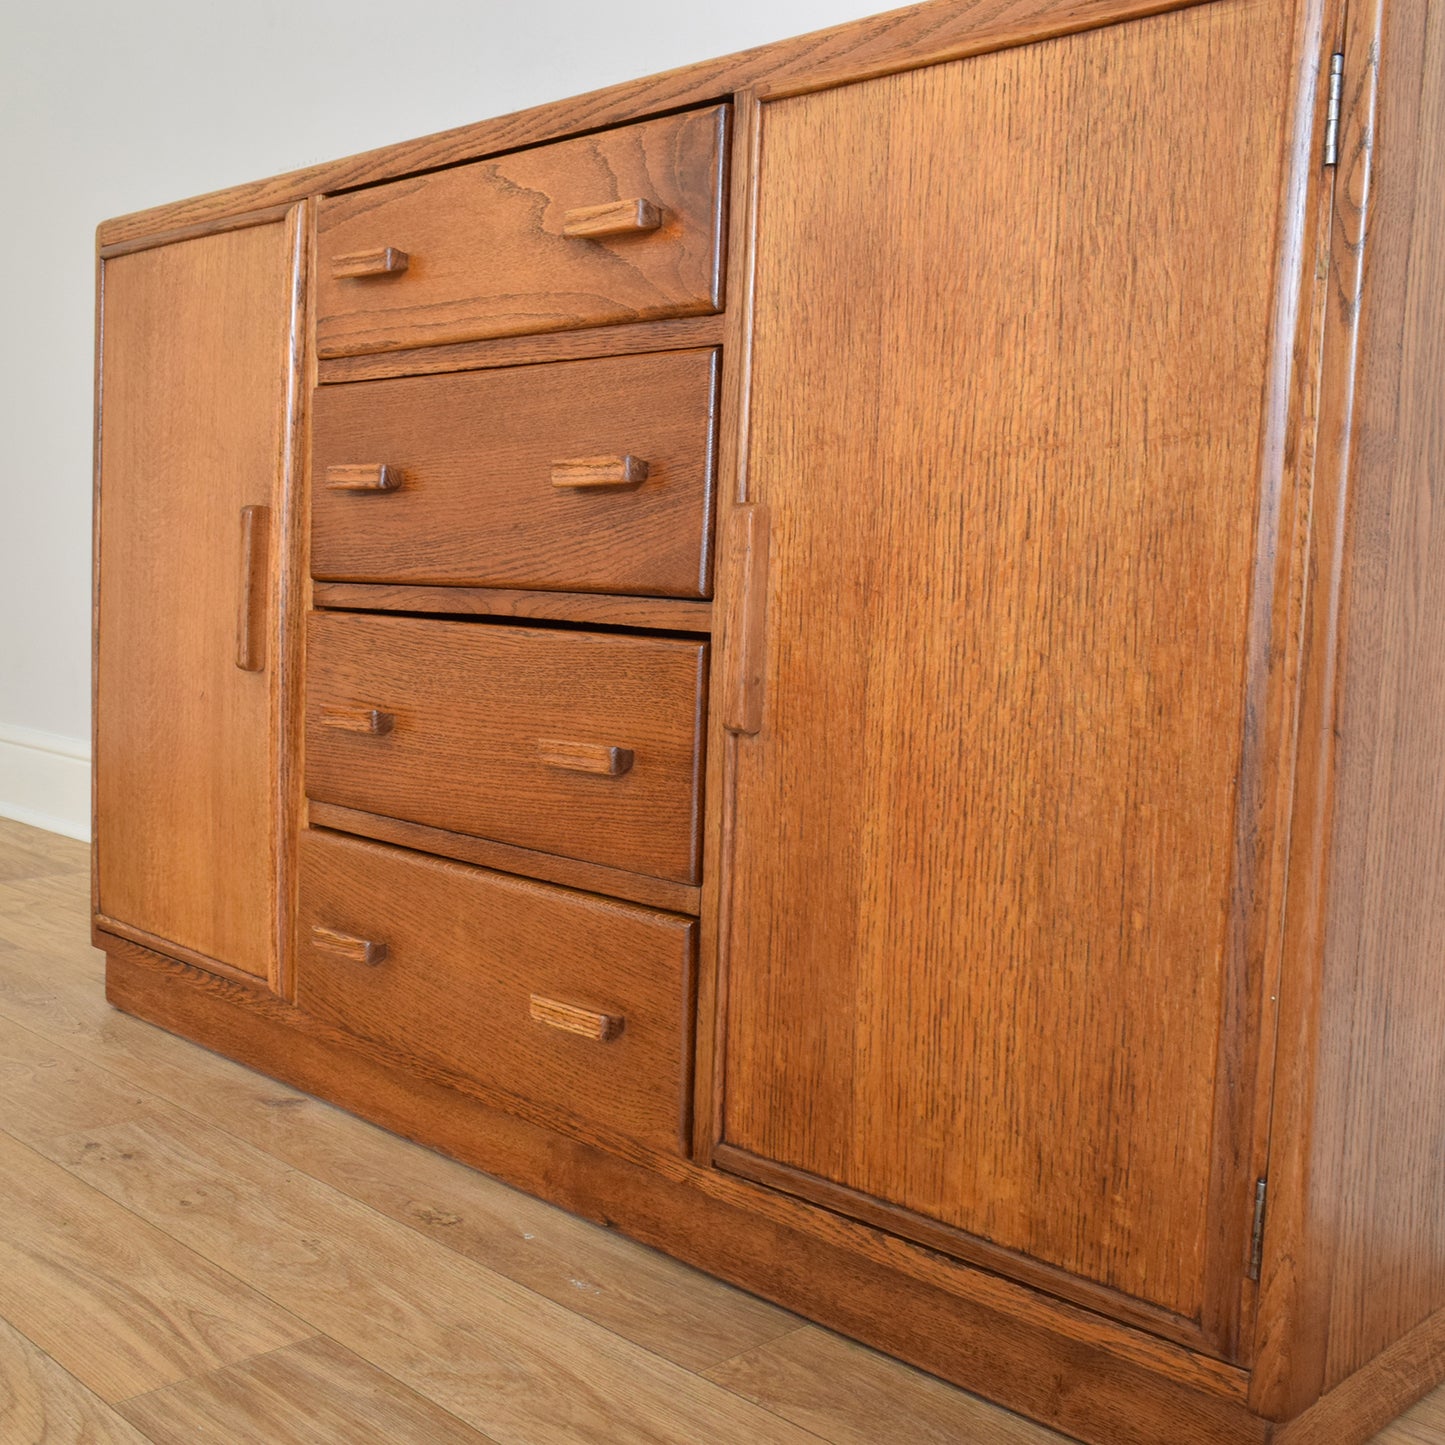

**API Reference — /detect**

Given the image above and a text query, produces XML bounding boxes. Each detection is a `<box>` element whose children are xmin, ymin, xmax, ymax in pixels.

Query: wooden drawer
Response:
<box><xmin>305</xmin><ymin>612</ymin><xmax>706</xmax><ymax>885</ymax></box>
<box><xmin>298</xmin><ymin>829</ymin><xmax>696</xmax><ymax>1155</ymax></box>
<box><xmin>316</xmin><ymin>107</ymin><xmax>728</xmax><ymax>358</ymax></box>
<box><xmin>312</xmin><ymin>349</ymin><xmax>719</xmax><ymax>597</ymax></box>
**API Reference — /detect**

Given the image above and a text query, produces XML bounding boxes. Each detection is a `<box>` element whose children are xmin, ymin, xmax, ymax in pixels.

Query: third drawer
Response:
<box><xmin>312</xmin><ymin>349</ymin><xmax>719</xmax><ymax>598</ymax></box>
<box><xmin>305</xmin><ymin>611</ymin><xmax>707</xmax><ymax>885</ymax></box>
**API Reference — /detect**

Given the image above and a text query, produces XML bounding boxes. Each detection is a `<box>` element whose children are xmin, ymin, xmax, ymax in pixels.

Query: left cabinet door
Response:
<box><xmin>95</xmin><ymin>215</ymin><xmax>304</xmax><ymax>986</ymax></box>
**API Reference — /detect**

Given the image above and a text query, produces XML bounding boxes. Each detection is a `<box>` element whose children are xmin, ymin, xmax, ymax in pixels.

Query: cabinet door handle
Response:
<box><xmin>724</xmin><ymin>503</ymin><xmax>770</xmax><ymax>735</ymax></box>
<box><xmin>310</xmin><ymin>925</ymin><xmax>388</xmax><ymax>967</ymax></box>
<box><xmin>319</xmin><ymin>706</ymin><xmax>395</xmax><ymax>735</ymax></box>
<box><xmin>331</xmin><ymin>247</ymin><xmax>409</xmax><ymax>279</ymax></box>
<box><xmin>550</xmin><ymin>455</ymin><xmax>650</xmax><ymax>489</ymax></box>
<box><xmin>235</xmin><ymin>505</ymin><xmax>269</xmax><ymax>673</ymax></box>
<box><xmin>537</xmin><ymin>739</ymin><xmax>633</xmax><ymax>776</ymax></box>
<box><xmin>561</xmin><ymin>199</ymin><xmax>661</xmax><ymax>239</ymax></box>
<box><xmin>530</xmin><ymin>995</ymin><xmax>624</xmax><ymax>1042</ymax></box>
<box><xmin>325</xmin><ymin>463</ymin><xmax>402</xmax><ymax>493</ymax></box>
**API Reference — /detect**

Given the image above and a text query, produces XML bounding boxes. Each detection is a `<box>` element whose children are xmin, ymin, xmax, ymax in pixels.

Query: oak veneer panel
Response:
<box><xmin>96</xmin><ymin>222</ymin><xmax>298</xmax><ymax>982</ymax></box>
<box><xmin>719</xmin><ymin>0</ymin><xmax>1294</xmax><ymax>1327</ymax></box>
<box><xmin>1296</xmin><ymin>0</ymin><xmax>1445</xmax><ymax>1401</ymax></box>
<box><xmin>312</xmin><ymin>349</ymin><xmax>719</xmax><ymax>597</ymax></box>
<box><xmin>305</xmin><ymin>612</ymin><xmax>707</xmax><ymax>884</ymax></box>
<box><xmin>297</xmin><ymin>830</ymin><xmax>696</xmax><ymax>1155</ymax></box>
<box><xmin>316</xmin><ymin>107</ymin><xmax>728</xmax><ymax>358</ymax></box>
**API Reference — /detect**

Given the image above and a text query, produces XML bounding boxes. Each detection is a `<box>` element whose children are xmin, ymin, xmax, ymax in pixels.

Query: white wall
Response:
<box><xmin>0</xmin><ymin>0</ymin><xmax>885</xmax><ymax>839</ymax></box>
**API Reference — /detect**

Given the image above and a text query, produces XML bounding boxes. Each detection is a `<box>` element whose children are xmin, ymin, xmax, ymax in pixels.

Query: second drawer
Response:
<box><xmin>305</xmin><ymin>612</ymin><xmax>707</xmax><ymax>885</ymax></box>
<box><xmin>312</xmin><ymin>349</ymin><xmax>719</xmax><ymax>597</ymax></box>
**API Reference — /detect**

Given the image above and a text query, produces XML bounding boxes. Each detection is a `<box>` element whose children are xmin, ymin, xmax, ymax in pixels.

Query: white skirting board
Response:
<box><xmin>0</xmin><ymin>723</ymin><xmax>91</xmax><ymax>842</ymax></box>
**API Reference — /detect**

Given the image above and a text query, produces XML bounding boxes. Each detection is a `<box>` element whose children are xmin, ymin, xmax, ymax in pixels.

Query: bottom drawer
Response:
<box><xmin>297</xmin><ymin>829</ymin><xmax>696</xmax><ymax>1155</ymax></box>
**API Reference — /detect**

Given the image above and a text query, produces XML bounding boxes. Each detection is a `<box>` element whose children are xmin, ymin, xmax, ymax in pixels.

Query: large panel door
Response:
<box><xmin>96</xmin><ymin>217</ymin><xmax>301</xmax><ymax>984</ymax></box>
<box><xmin>717</xmin><ymin>0</ymin><xmax>1296</xmax><ymax>1350</ymax></box>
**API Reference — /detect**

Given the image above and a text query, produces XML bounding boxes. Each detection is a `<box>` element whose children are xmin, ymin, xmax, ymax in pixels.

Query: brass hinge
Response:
<box><xmin>1323</xmin><ymin>53</ymin><xmax>1344</xmax><ymax>167</ymax></box>
<box><xmin>1247</xmin><ymin>1178</ymin><xmax>1268</xmax><ymax>1282</ymax></box>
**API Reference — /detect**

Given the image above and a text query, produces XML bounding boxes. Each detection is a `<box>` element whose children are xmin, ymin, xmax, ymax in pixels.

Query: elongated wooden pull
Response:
<box><xmin>725</xmin><ymin>504</ymin><xmax>770</xmax><ymax>735</ymax></box>
<box><xmin>530</xmin><ymin>995</ymin><xmax>624</xmax><ymax>1042</ymax></box>
<box><xmin>537</xmin><ymin>739</ymin><xmax>633</xmax><ymax>776</ymax></box>
<box><xmin>331</xmin><ymin>247</ymin><xmax>409</xmax><ymax>279</ymax></box>
<box><xmin>235</xmin><ymin>504</ymin><xmax>269</xmax><ymax>673</ymax></box>
<box><xmin>551</xmin><ymin>455</ymin><xmax>650</xmax><ymax>490</ymax></box>
<box><xmin>562</xmin><ymin>199</ymin><xmax>662</xmax><ymax>239</ymax></box>
<box><xmin>325</xmin><ymin>463</ymin><xmax>402</xmax><ymax>493</ymax></box>
<box><xmin>320</xmin><ymin>706</ymin><xmax>395</xmax><ymax>735</ymax></box>
<box><xmin>311</xmin><ymin>925</ymin><xmax>388</xmax><ymax>967</ymax></box>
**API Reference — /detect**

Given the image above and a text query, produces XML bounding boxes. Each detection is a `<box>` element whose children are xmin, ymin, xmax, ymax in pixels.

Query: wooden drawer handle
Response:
<box><xmin>561</xmin><ymin>199</ymin><xmax>661</xmax><ymax>239</ymax></box>
<box><xmin>325</xmin><ymin>463</ymin><xmax>402</xmax><ymax>493</ymax></box>
<box><xmin>320</xmin><ymin>706</ymin><xmax>395</xmax><ymax>736</ymax></box>
<box><xmin>550</xmin><ymin>455</ymin><xmax>650</xmax><ymax>490</ymax></box>
<box><xmin>530</xmin><ymin>995</ymin><xmax>624</xmax><ymax>1042</ymax></box>
<box><xmin>311</xmin><ymin>925</ymin><xmax>388</xmax><ymax>967</ymax></box>
<box><xmin>331</xmin><ymin>247</ymin><xmax>409</xmax><ymax>279</ymax></box>
<box><xmin>235</xmin><ymin>505</ymin><xmax>269</xmax><ymax>673</ymax></box>
<box><xmin>537</xmin><ymin>739</ymin><xmax>633</xmax><ymax>776</ymax></box>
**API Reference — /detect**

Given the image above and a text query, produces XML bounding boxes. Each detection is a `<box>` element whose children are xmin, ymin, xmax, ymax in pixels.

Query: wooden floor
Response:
<box><xmin>0</xmin><ymin>817</ymin><xmax>1440</xmax><ymax>1445</ymax></box>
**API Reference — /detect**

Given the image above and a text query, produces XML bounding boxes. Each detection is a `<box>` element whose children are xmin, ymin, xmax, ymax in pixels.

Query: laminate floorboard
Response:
<box><xmin>0</xmin><ymin>817</ymin><xmax>1440</xmax><ymax>1444</ymax></box>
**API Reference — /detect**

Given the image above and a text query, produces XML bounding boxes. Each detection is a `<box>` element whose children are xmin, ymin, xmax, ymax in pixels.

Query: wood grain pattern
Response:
<box><xmin>316</xmin><ymin>107</ymin><xmax>728</xmax><ymax>357</ymax></box>
<box><xmin>1260</xmin><ymin>0</ymin><xmax>1445</xmax><ymax>1412</ymax></box>
<box><xmin>0</xmin><ymin>1315</ymin><xmax>154</xmax><ymax>1445</ymax></box>
<box><xmin>305</xmin><ymin>612</ymin><xmax>708</xmax><ymax>885</ymax></box>
<box><xmin>102</xmin><ymin>940</ymin><xmax>1270</xmax><ymax>1445</ymax></box>
<box><xmin>116</xmin><ymin>1336</ymin><xmax>500</xmax><ymax>1445</ymax></box>
<box><xmin>306</xmin><ymin>805</ymin><xmax>702</xmax><ymax>915</ymax></box>
<box><xmin>704</xmin><ymin>1324</ymin><xmax>1063</xmax><ymax>1444</ymax></box>
<box><xmin>37</xmin><ymin>1111</ymin><xmax>827</xmax><ymax>1445</ymax></box>
<box><xmin>0</xmin><ymin>1129</ymin><xmax>309</xmax><ymax>1403</ymax></box>
<box><xmin>315</xmin><ymin>313</ymin><xmax>725</xmax><ymax>385</ymax></box>
<box><xmin>718</xmin><ymin>0</ymin><xmax>1294</xmax><ymax>1334</ymax></box>
<box><xmin>297</xmin><ymin>830</ymin><xmax>696</xmax><ymax>1155</ymax></box>
<box><xmin>312</xmin><ymin>349</ymin><xmax>719</xmax><ymax>597</ymax></box>
<box><xmin>95</xmin><ymin>0</ymin><xmax>1214</xmax><ymax>251</ymax></box>
<box><xmin>1275</xmin><ymin>1303</ymin><xmax>1445</xmax><ymax>1445</ymax></box>
<box><xmin>0</xmin><ymin>829</ymin><xmax>798</xmax><ymax>1380</ymax></box>
<box><xmin>310</xmin><ymin>581</ymin><xmax>712</xmax><ymax>632</ymax></box>
<box><xmin>96</xmin><ymin>221</ymin><xmax>300</xmax><ymax>983</ymax></box>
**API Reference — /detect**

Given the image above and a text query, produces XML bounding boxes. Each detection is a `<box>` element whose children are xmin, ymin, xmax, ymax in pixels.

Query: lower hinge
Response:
<box><xmin>1247</xmin><ymin>1177</ymin><xmax>1268</xmax><ymax>1282</ymax></box>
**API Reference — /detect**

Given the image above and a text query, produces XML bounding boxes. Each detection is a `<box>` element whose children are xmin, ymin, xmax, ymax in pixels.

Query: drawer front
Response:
<box><xmin>316</xmin><ymin>106</ymin><xmax>728</xmax><ymax>358</ymax></box>
<box><xmin>298</xmin><ymin>830</ymin><xmax>696</xmax><ymax>1154</ymax></box>
<box><xmin>312</xmin><ymin>350</ymin><xmax>719</xmax><ymax>597</ymax></box>
<box><xmin>305</xmin><ymin>612</ymin><xmax>706</xmax><ymax>884</ymax></box>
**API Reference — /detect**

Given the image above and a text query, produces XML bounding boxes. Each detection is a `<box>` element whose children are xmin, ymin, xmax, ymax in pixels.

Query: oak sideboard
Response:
<box><xmin>92</xmin><ymin>0</ymin><xmax>1445</xmax><ymax>1439</ymax></box>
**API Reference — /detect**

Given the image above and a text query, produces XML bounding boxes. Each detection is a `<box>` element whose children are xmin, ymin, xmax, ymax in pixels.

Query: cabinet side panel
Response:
<box><xmin>1311</xmin><ymin>0</ymin><xmax>1445</xmax><ymax>1392</ymax></box>
<box><xmin>719</xmin><ymin>0</ymin><xmax>1294</xmax><ymax>1325</ymax></box>
<box><xmin>96</xmin><ymin>223</ymin><xmax>297</xmax><ymax>979</ymax></box>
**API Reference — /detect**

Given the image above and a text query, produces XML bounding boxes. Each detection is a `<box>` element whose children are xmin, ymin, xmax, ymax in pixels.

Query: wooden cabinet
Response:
<box><xmin>95</xmin><ymin>216</ymin><xmax>304</xmax><ymax>987</ymax></box>
<box><xmin>93</xmin><ymin>1</ymin><xmax>1445</xmax><ymax>1441</ymax></box>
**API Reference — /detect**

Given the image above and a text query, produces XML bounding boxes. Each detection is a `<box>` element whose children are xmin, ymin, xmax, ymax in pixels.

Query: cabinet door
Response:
<box><xmin>717</xmin><ymin>0</ymin><xmax>1296</xmax><ymax>1352</ymax></box>
<box><xmin>96</xmin><ymin>217</ymin><xmax>302</xmax><ymax>985</ymax></box>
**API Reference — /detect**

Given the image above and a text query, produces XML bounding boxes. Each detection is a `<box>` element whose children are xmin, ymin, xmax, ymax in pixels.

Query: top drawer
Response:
<box><xmin>316</xmin><ymin>106</ymin><xmax>729</xmax><ymax>359</ymax></box>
